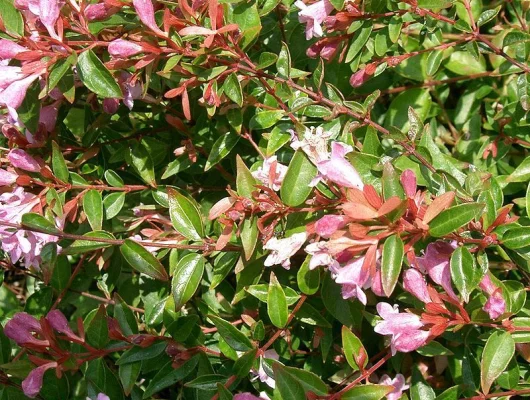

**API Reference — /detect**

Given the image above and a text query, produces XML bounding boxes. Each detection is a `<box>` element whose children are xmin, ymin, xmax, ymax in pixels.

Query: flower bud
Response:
<box><xmin>22</xmin><ymin>362</ymin><xmax>57</xmax><ymax>398</ymax></box>
<box><xmin>0</xmin><ymin>168</ymin><xmax>18</xmax><ymax>185</ymax></box>
<box><xmin>39</xmin><ymin>0</ymin><xmax>62</xmax><ymax>40</ymax></box>
<box><xmin>0</xmin><ymin>39</ymin><xmax>26</xmax><ymax>60</ymax></box>
<box><xmin>85</xmin><ymin>3</ymin><xmax>116</xmax><ymax>21</ymax></box>
<box><xmin>0</xmin><ymin>74</ymin><xmax>39</xmax><ymax>110</ymax></box>
<box><xmin>108</xmin><ymin>39</ymin><xmax>143</xmax><ymax>58</ymax></box>
<box><xmin>8</xmin><ymin>149</ymin><xmax>41</xmax><ymax>172</ymax></box>
<box><xmin>46</xmin><ymin>310</ymin><xmax>76</xmax><ymax>337</ymax></box>
<box><xmin>103</xmin><ymin>98</ymin><xmax>120</xmax><ymax>114</ymax></box>
<box><xmin>132</xmin><ymin>0</ymin><xmax>167</xmax><ymax>37</ymax></box>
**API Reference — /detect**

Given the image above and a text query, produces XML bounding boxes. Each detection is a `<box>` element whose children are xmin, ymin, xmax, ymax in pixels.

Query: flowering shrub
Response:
<box><xmin>0</xmin><ymin>0</ymin><xmax>530</xmax><ymax>398</ymax></box>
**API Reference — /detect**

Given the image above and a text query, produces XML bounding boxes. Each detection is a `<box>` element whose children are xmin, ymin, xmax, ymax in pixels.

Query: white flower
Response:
<box><xmin>290</xmin><ymin>126</ymin><xmax>333</xmax><ymax>163</ymax></box>
<box><xmin>251</xmin><ymin>156</ymin><xmax>287</xmax><ymax>191</ymax></box>
<box><xmin>263</xmin><ymin>232</ymin><xmax>307</xmax><ymax>269</ymax></box>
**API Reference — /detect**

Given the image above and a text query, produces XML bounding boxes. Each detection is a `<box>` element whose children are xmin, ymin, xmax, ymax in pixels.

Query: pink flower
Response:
<box><xmin>263</xmin><ymin>232</ymin><xmax>307</xmax><ymax>269</ymax></box>
<box><xmin>234</xmin><ymin>394</ymin><xmax>264</xmax><ymax>400</ymax></box>
<box><xmin>22</xmin><ymin>362</ymin><xmax>57</xmax><ymax>398</ymax></box>
<box><xmin>4</xmin><ymin>312</ymin><xmax>49</xmax><ymax>347</ymax></box>
<box><xmin>330</xmin><ymin>256</ymin><xmax>370</xmax><ymax>304</ymax></box>
<box><xmin>379</xmin><ymin>374</ymin><xmax>409</xmax><ymax>400</ymax></box>
<box><xmin>0</xmin><ymin>169</ymin><xmax>18</xmax><ymax>185</ymax></box>
<box><xmin>295</xmin><ymin>0</ymin><xmax>334</xmax><ymax>40</ymax></box>
<box><xmin>0</xmin><ymin>73</ymin><xmax>40</xmax><ymax>111</ymax></box>
<box><xmin>0</xmin><ymin>187</ymin><xmax>61</xmax><ymax>268</ymax></box>
<box><xmin>304</xmin><ymin>241</ymin><xmax>339</xmax><ymax>270</ymax></box>
<box><xmin>251</xmin><ymin>156</ymin><xmax>287</xmax><ymax>191</ymax></box>
<box><xmin>291</xmin><ymin>126</ymin><xmax>332</xmax><ymax>163</ymax></box>
<box><xmin>315</xmin><ymin>214</ymin><xmax>347</xmax><ymax>238</ymax></box>
<box><xmin>403</xmin><ymin>268</ymin><xmax>431</xmax><ymax>303</ymax></box>
<box><xmin>374</xmin><ymin>302</ymin><xmax>429</xmax><ymax>355</ymax></box>
<box><xmin>253</xmin><ymin>349</ymin><xmax>278</xmax><ymax>388</ymax></box>
<box><xmin>313</xmin><ymin>142</ymin><xmax>364</xmax><ymax>189</ymax></box>
<box><xmin>108</xmin><ymin>39</ymin><xmax>144</xmax><ymax>58</ymax></box>
<box><xmin>39</xmin><ymin>102</ymin><xmax>60</xmax><ymax>132</ymax></box>
<box><xmin>479</xmin><ymin>275</ymin><xmax>506</xmax><ymax>319</ymax></box>
<box><xmin>0</xmin><ymin>66</ymin><xmax>24</xmax><ymax>89</ymax></box>
<box><xmin>415</xmin><ymin>241</ymin><xmax>458</xmax><ymax>300</ymax></box>
<box><xmin>39</xmin><ymin>0</ymin><xmax>62</xmax><ymax>40</ymax></box>
<box><xmin>46</xmin><ymin>310</ymin><xmax>81</xmax><ymax>340</ymax></box>
<box><xmin>132</xmin><ymin>0</ymin><xmax>167</xmax><ymax>37</ymax></box>
<box><xmin>85</xmin><ymin>3</ymin><xmax>116</xmax><ymax>21</ymax></box>
<box><xmin>103</xmin><ymin>98</ymin><xmax>119</xmax><ymax>114</ymax></box>
<box><xmin>306</xmin><ymin>38</ymin><xmax>340</xmax><ymax>60</ymax></box>
<box><xmin>8</xmin><ymin>149</ymin><xmax>41</xmax><ymax>172</ymax></box>
<box><xmin>0</xmin><ymin>39</ymin><xmax>26</xmax><ymax>61</ymax></box>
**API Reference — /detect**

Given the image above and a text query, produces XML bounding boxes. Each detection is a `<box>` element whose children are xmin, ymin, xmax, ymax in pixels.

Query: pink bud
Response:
<box><xmin>46</xmin><ymin>310</ymin><xmax>76</xmax><ymax>337</ymax></box>
<box><xmin>349</xmin><ymin>70</ymin><xmax>368</xmax><ymax>88</ymax></box>
<box><xmin>85</xmin><ymin>3</ymin><xmax>115</xmax><ymax>21</ymax></box>
<box><xmin>39</xmin><ymin>102</ymin><xmax>59</xmax><ymax>132</ymax></box>
<box><xmin>108</xmin><ymin>39</ymin><xmax>144</xmax><ymax>58</ymax></box>
<box><xmin>234</xmin><ymin>394</ymin><xmax>264</xmax><ymax>400</ymax></box>
<box><xmin>315</xmin><ymin>214</ymin><xmax>347</xmax><ymax>238</ymax></box>
<box><xmin>103</xmin><ymin>98</ymin><xmax>120</xmax><ymax>114</ymax></box>
<box><xmin>132</xmin><ymin>0</ymin><xmax>167</xmax><ymax>37</ymax></box>
<box><xmin>39</xmin><ymin>0</ymin><xmax>62</xmax><ymax>40</ymax></box>
<box><xmin>0</xmin><ymin>39</ymin><xmax>26</xmax><ymax>60</ymax></box>
<box><xmin>96</xmin><ymin>394</ymin><xmax>111</xmax><ymax>400</ymax></box>
<box><xmin>22</xmin><ymin>363</ymin><xmax>56</xmax><ymax>398</ymax></box>
<box><xmin>11</xmin><ymin>312</ymin><xmax>41</xmax><ymax>332</ymax></box>
<box><xmin>403</xmin><ymin>268</ymin><xmax>431</xmax><ymax>303</ymax></box>
<box><xmin>8</xmin><ymin>149</ymin><xmax>41</xmax><ymax>172</ymax></box>
<box><xmin>0</xmin><ymin>168</ymin><xmax>18</xmax><ymax>185</ymax></box>
<box><xmin>0</xmin><ymin>74</ymin><xmax>39</xmax><ymax>110</ymax></box>
<box><xmin>479</xmin><ymin>275</ymin><xmax>506</xmax><ymax>319</ymax></box>
<box><xmin>400</xmin><ymin>169</ymin><xmax>417</xmax><ymax>198</ymax></box>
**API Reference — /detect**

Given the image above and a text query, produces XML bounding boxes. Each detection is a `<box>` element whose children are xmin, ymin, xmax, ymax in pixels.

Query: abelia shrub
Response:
<box><xmin>0</xmin><ymin>0</ymin><xmax>529</xmax><ymax>399</ymax></box>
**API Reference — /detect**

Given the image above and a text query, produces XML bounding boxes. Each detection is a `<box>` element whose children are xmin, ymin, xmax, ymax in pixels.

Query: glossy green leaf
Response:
<box><xmin>172</xmin><ymin>253</ymin><xmax>205</xmax><ymax>309</ymax></box>
<box><xmin>208</xmin><ymin>315</ymin><xmax>253</xmax><ymax>351</ymax></box>
<box><xmin>223</xmin><ymin>73</ymin><xmax>243</xmax><ymax>106</ymax></box>
<box><xmin>205</xmin><ymin>131</ymin><xmax>240</xmax><ymax>171</ymax></box>
<box><xmin>142</xmin><ymin>357</ymin><xmax>199</xmax><ymax>399</ymax></box>
<box><xmin>381</xmin><ymin>234</ymin><xmax>404</xmax><ymax>296</ymax></box>
<box><xmin>21</xmin><ymin>213</ymin><xmax>60</xmax><ymax>235</ymax></box>
<box><xmin>450</xmin><ymin>246</ymin><xmax>479</xmax><ymax>302</ymax></box>
<box><xmin>297</xmin><ymin>256</ymin><xmax>320</xmax><ymax>295</ymax></box>
<box><xmin>280</xmin><ymin>150</ymin><xmax>317</xmax><ymax>207</ymax></box>
<box><xmin>103</xmin><ymin>192</ymin><xmax>125</xmax><ymax>220</ymax></box>
<box><xmin>267</xmin><ymin>272</ymin><xmax>288</xmax><ymax>328</ymax></box>
<box><xmin>342</xmin><ymin>326</ymin><xmax>367</xmax><ymax>371</ymax></box>
<box><xmin>0</xmin><ymin>0</ymin><xmax>24</xmax><ymax>37</ymax></box>
<box><xmin>236</xmin><ymin>155</ymin><xmax>257</xmax><ymax>198</ymax></box>
<box><xmin>481</xmin><ymin>330</ymin><xmax>515</xmax><ymax>394</ymax></box>
<box><xmin>341</xmin><ymin>384</ymin><xmax>393</xmax><ymax>400</ymax></box>
<box><xmin>168</xmin><ymin>187</ymin><xmax>204</xmax><ymax>241</ymax></box>
<box><xmin>120</xmin><ymin>239</ymin><xmax>169</xmax><ymax>281</ymax></box>
<box><xmin>83</xmin><ymin>190</ymin><xmax>103</xmax><ymax>231</ymax></box>
<box><xmin>502</xmin><ymin>227</ymin><xmax>530</xmax><ymax>249</ymax></box>
<box><xmin>411</xmin><ymin>365</ymin><xmax>435</xmax><ymax>400</ymax></box>
<box><xmin>64</xmin><ymin>231</ymin><xmax>116</xmax><ymax>254</ymax></box>
<box><xmin>51</xmin><ymin>141</ymin><xmax>69</xmax><ymax>182</ymax></box>
<box><xmin>429</xmin><ymin>203</ymin><xmax>484</xmax><ymax>237</ymax></box>
<box><xmin>129</xmin><ymin>142</ymin><xmax>156</xmax><ymax>187</ymax></box>
<box><xmin>77</xmin><ymin>50</ymin><xmax>122</xmax><ymax>98</ymax></box>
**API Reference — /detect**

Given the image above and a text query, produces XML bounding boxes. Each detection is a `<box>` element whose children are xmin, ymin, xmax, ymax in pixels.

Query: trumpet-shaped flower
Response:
<box><xmin>374</xmin><ymin>302</ymin><xmax>429</xmax><ymax>355</ymax></box>
<box><xmin>479</xmin><ymin>275</ymin><xmax>506</xmax><ymax>319</ymax></box>
<box><xmin>329</xmin><ymin>256</ymin><xmax>370</xmax><ymax>304</ymax></box>
<box><xmin>8</xmin><ymin>149</ymin><xmax>41</xmax><ymax>172</ymax></box>
<box><xmin>22</xmin><ymin>362</ymin><xmax>57</xmax><ymax>398</ymax></box>
<box><xmin>295</xmin><ymin>0</ymin><xmax>334</xmax><ymax>40</ymax></box>
<box><xmin>251</xmin><ymin>156</ymin><xmax>287</xmax><ymax>191</ymax></box>
<box><xmin>313</xmin><ymin>142</ymin><xmax>364</xmax><ymax>189</ymax></box>
<box><xmin>415</xmin><ymin>241</ymin><xmax>457</xmax><ymax>299</ymax></box>
<box><xmin>379</xmin><ymin>374</ymin><xmax>409</xmax><ymax>400</ymax></box>
<box><xmin>290</xmin><ymin>126</ymin><xmax>332</xmax><ymax>163</ymax></box>
<box><xmin>403</xmin><ymin>268</ymin><xmax>431</xmax><ymax>303</ymax></box>
<box><xmin>263</xmin><ymin>232</ymin><xmax>307</xmax><ymax>269</ymax></box>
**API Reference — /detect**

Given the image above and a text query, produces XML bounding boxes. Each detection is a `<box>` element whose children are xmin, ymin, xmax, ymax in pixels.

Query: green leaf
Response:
<box><xmin>185</xmin><ymin>374</ymin><xmax>226</xmax><ymax>390</ymax></box>
<box><xmin>297</xmin><ymin>256</ymin><xmax>320</xmax><ymax>295</ymax></box>
<box><xmin>83</xmin><ymin>190</ymin><xmax>103</xmax><ymax>231</ymax></box>
<box><xmin>384</xmin><ymin>88</ymin><xmax>432</xmax><ymax>131</ymax></box>
<box><xmin>51</xmin><ymin>141</ymin><xmax>69</xmax><ymax>182</ymax></box>
<box><xmin>17</xmin><ymin>82</ymin><xmax>40</xmax><ymax>134</ymax></box>
<box><xmin>417</xmin><ymin>341</ymin><xmax>454</xmax><ymax>357</ymax></box>
<box><xmin>236</xmin><ymin>155</ymin><xmax>257</xmax><ymax>198</ymax></box>
<box><xmin>86</xmin><ymin>358</ymin><xmax>124</xmax><ymax>400</ymax></box>
<box><xmin>428</xmin><ymin>203</ymin><xmax>484</xmax><ymax>237</ymax></box>
<box><xmin>117</xmin><ymin>342</ymin><xmax>167</xmax><ymax>365</ymax></box>
<box><xmin>103</xmin><ymin>192</ymin><xmax>125</xmax><ymax>220</ymax></box>
<box><xmin>274</xmin><ymin>363</ymin><xmax>328</xmax><ymax>396</ymax></box>
<box><xmin>77</xmin><ymin>50</ymin><xmax>123</xmax><ymax>98</ymax></box>
<box><xmin>172</xmin><ymin>253</ymin><xmax>205</xmax><ymax>309</ymax></box>
<box><xmin>526</xmin><ymin>184</ymin><xmax>530</xmax><ymax>217</ymax></box>
<box><xmin>227</xmin><ymin>1</ymin><xmax>261</xmax><ymax>49</ymax></box>
<box><xmin>233</xmin><ymin>348</ymin><xmax>257</xmax><ymax>377</ymax></box>
<box><xmin>411</xmin><ymin>365</ymin><xmax>435</xmax><ymax>400</ymax></box>
<box><xmin>345</xmin><ymin>22</ymin><xmax>373</xmax><ymax>63</ymax></box>
<box><xmin>267</xmin><ymin>272</ymin><xmax>288</xmax><ymax>328</ymax></box>
<box><xmin>477</xmin><ymin>6</ymin><xmax>501</xmax><ymax>26</ymax></box>
<box><xmin>341</xmin><ymin>384</ymin><xmax>393</xmax><ymax>400</ymax></box>
<box><xmin>273</xmin><ymin>363</ymin><xmax>306</xmax><ymax>400</ymax></box>
<box><xmin>417</xmin><ymin>0</ymin><xmax>453</xmax><ymax>9</ymax></box>
<box><xmin>120</xmin><ymin>239</ymin><xmax>169</xmax><ymax>281</ymax></box>
<box><xmin>246</xmin><ymin>284</ymin><xmax>300</xmax><ymax>305</ymax></box>
<box><xmin>105</xmin><ymin>170</ymin><xmax>124</xmax><ymax>187</ymax></box>
<box><xmin>444</xmin><ymin>51</ymin><xmax>486</xmax><ymax>75</ymax></box>
<box><xmin>280</xmin><ymin>150</ymin><xmax>317</xmax><ymax>207</ymax></box>
<box><xmin>329</xmin><ymin>0</ymin><xmax>344</xmax><ymax>10</ymax></box>
<box><xmin>450</xmin><ymin>246</ymin><xmax>479</xmax><ymax>302</ymax></box>
<box><xmin>205</xmin><ymin>131</ymin><xmax>240</xmax><ymax>171</ymax></box>
<box><xmin>51</xmin><ymin>255</ymin><xmax>70</xmax><ymax>292</ymax></box>
<box><xmin>21</xmin><ymin>213</ymin><xmax>60</xmax><ymax>235</ymax></box>
<box><xmin>86</xmin><ymin>306</ymin><xmax>109</xmax><ymax>349</ymax></box>
<box><xmin>241</xmin><ymin>216</ymin><xmax>258</xmax><ymax>261</ymax></box>
<box><xmin>129</xmin><ymin>142</ymin><xmax>156</xmax><ymax>187</ymax></box>
<box><xmin>426</xmin><ymin>50</ymin><xmax>443</xmax><ymax>76</ymax></box>
<box><xmin>119</xmin><ymin>361</ymin><xmax>140</xmax><ymax>396</ymax></box>
<box><xmin>211</xmin><ymin>252</ymin><xmax>238</xmax><ymax>289</ymax></box>
<box><xmin>276</xmin><ymin>42</ymin><xmax>291</xmax><ymax>78</ymax></box>
<box><xmin>381</xmin><ymin>234</ymin><xmax>404</xmax><ymax>296</ymax></box>
<box><xmin>113</xmin><ymin>293</ymin><xmax>138</xmax><ymax>336</ymax></box>
<box><xmin>143</xmin><ymin>357</ymin><xmax>198</xmax><ymax>399</ymax></box>
<box><xmin>250</xmin><ymin>110</ymin><xmax>284</xmax><ymax>130</ymax></box>
<box><xmin>503</xmin><ymin>30</ymin><xmax>530</xmax><ymax>48</ymax></box>
<box><xmin>0</xmin><ymin>325</ymin><xmax>12</xmax><ymax>364</ymax></box>
<box><xmin>64</xmin><ymin>231</ymin><xmax>116</xmax><ymax>254</ymax></box>
<box><xmin>0</xmin><ymin>0</ymin><xmax>24</xmax><ymax>37</ymax></box>
<box><xmin>208</xmin><ymin>315</ymin><xmax>253</xmax><ymax>352</ymax></box>
<box><xmin>502</xmin><ymin>227</ymin><xmax>530</xmax><ymax>249</ymax></box>
<box><xmin>168</xmin><ymin>187</ymin><xmax>204</xmax><ymax>241</ymax></box>
<box><xmin>40</xmin><ymin>57</ymin><xmax>75</xmax><ymax>98</ymax></box>
<box><xmin>481</xmin><ymin>330</ymin><xmax>515</xmax><ymax>394</ymax></box>
<box><xmin>223</xmin><ymin>73</ymin><xmax>243</xmax><ymax>107</ymax></box>
<box><xmin>341</xmin><ymin>326</ymin><xmax>367</xmax><ymax>371</ymax></box>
